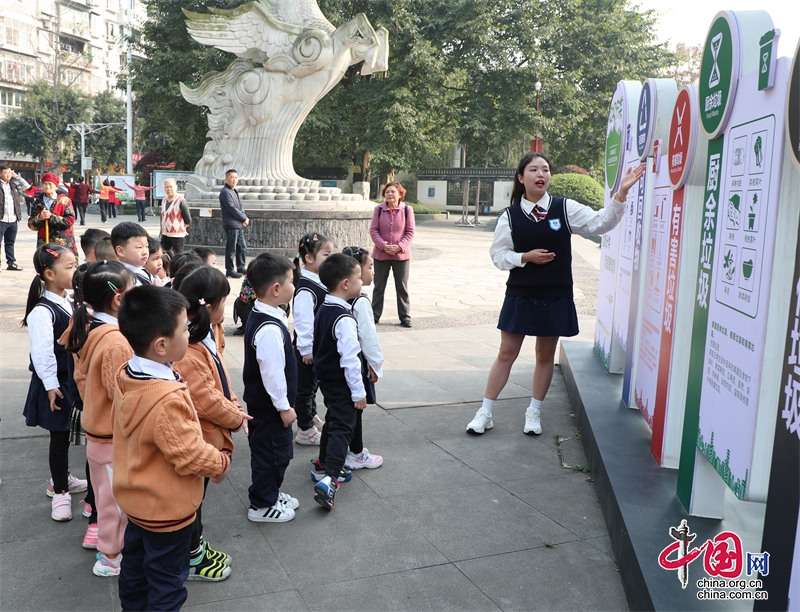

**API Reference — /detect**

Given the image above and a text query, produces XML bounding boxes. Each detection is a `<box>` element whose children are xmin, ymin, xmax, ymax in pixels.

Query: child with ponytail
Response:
<box><xmin>22</xmin><ymin>243</ymin><xmax>86</xmax><ymax>522</ymax></box>
<box><xmin>292</xmin><ymin>231</ymin><xmax>333</xmax><ymax>446</ymax></box>
<box><xmin>173</xmin><ymin>263</ymin><xmax>251</xmax><ymax>582</ymax></box>
<box><xmin>66</xmin><ymin>260</ymin><xmax>135</xmax><ymax>577</ymax></box>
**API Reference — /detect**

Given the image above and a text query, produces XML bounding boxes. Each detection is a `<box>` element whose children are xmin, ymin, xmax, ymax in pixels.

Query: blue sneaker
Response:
<box><xmin>314</xmin><ymin>476</ymin><xmax>338</xmax><ymax>511</ymax></box>
<box><xmin>310</xmin><ymin>459</ymin><xmax>352</xmax><ymax>483</ymax></box>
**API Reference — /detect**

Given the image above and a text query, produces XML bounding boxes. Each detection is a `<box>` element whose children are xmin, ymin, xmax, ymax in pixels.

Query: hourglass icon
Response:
<box><xmin>709</xmin><ymin>32</ymin><xmax>723</xmax><ymax>88</ymax></box>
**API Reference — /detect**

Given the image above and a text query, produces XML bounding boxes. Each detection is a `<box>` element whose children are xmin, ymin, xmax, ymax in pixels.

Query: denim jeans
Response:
<box><xmin>135</xmin><ymin>200</ymin><xmax>146</xmax><ymax>222</ymax></box>
<box><xmin>0</xmin><ymin>220</ymin><xmax>18</xmax><ymax>266</ymax></box>
<box><xmin>225</xmin><ymin>227</ymin><xmax>247</xmax><ymax>273</ymax></box>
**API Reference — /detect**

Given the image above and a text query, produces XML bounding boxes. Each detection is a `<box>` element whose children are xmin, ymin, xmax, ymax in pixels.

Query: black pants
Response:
<box><xmin>99</xmin><ymin>199</ymin><xmax>109</xmax><ymax>222</ymax></box>
<box><xmin>189</xmin><ymin>478</ymin><xmax>210</xmax><ymax>554</ymax></box>
<box><xmin>350</xmin><ymin>410</ymin><xmax>363</xmax><ymax>454</ymax></box>
<box><xmin>294</xmin><ymin>350</ymin><xmax>318</xmax><ymax>431</ymax></box>
<box><xmin>109</xmin><ymin>203</ymin><xmax>117</xmax><ymax>218</ymax></box>
<box><xmin>224</xmin><ymin>227</ymin><xmax>247</xmax><ymax>274</ymax></box>
<box><xmin>49</xmin><ymin>430</ymin><xmax>70</xmax><ymax>493</ymax></box>
<box><xmin>372</xmin><ymin>259</ymin><xmax>411</xmax><ymax>324</ymax></box>
<box><xmin>318</xmin><ymin>382</ymin><xmax>358</xmax><ymax>478</ymax></box>
<box><xmin>74</xmin><ymin>202</ymin><xmax>87</xmax><ymax>225</ymax></box>
<box><xmin>84</xmin><ymin>459</ymin><xmax>97</xmax><ymax>522</ymax></box>
<box><xmin>160</xmin><ymin>235</ymin><xmax>185</xmax><ymax>254</ymax></box>
<box><xmin>248</xmin><ymin>418</ymin><xmax>293</xmax><ymax>509</ymax></box>
<box><xmin>119</xmin><ymin>521</ymin><xmax>193</xmax><ymax>612</ymax></box>
<box><xmin>0</xmin><ymin>220</ymin><xmax>18</xmax><ymax>266</ymax></box>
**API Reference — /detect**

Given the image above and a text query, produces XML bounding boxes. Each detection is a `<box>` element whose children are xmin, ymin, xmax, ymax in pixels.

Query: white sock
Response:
<box><xmin>480</xmin><ymin>398</ymin><xmax>495</xmax><ymax>415</ymax></box>
<box><xmin>528</xmin><ymin>398</ymin><xmax>543</xmax><ymax>413</ymax></box>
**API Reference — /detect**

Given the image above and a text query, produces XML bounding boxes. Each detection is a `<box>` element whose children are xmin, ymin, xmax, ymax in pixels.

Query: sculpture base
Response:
<box><xmin>186</xmin><ymin>206</ymin><xmax>374</xmax><ymax>253</ymax></box>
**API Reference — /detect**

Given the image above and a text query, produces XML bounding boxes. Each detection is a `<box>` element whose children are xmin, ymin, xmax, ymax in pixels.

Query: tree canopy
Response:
<box><xmin>128</xmin><ymin>0</ymin><xmax>673</xmax><ymax>178</ymax></box>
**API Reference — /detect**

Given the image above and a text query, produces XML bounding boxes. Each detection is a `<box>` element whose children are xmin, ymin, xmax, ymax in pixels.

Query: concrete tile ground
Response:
<box><xmin>0</xmin><ymin>213</ymin><xmax>626</xmax><ymax>611</ymax></box>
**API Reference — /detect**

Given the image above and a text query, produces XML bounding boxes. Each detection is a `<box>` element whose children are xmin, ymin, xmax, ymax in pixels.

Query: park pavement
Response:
<box><xmin>0</xmin><ymin>212</ymin><xmax>628</xmax><ymax>611</ymax></box>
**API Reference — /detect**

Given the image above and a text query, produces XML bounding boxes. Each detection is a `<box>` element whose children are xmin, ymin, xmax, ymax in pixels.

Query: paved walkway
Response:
<box><xmin>0</xmin><ymin>213</ymin><xmax>627</xmax><ymax>611</ymax></box>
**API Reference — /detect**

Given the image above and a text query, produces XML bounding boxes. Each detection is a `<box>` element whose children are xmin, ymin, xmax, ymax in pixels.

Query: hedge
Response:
<box><xmin>548</xmin><ymin>174</ymin><xmax>605</xmax><ymax>211</ymax></box>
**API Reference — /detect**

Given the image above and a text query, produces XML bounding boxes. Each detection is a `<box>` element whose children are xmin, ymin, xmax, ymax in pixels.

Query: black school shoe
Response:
<box><xmin>7</xmin><ymin>262</ymin><xmax>22</xmax><ymax>271</ymax></box>
<box><xmin>400</xmin><ymin>319</ymin><xmax>412</xmax><ymax>328</ymax></box>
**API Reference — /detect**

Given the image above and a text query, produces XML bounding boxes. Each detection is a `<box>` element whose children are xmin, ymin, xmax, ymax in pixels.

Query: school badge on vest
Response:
<box><xmin>548</xmin><ymin>218</ymin><xmax>562</xmax><ymax>231</ymax></box>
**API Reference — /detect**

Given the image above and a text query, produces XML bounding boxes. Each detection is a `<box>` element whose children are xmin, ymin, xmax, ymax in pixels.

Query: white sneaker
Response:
<box><xmin>524</xmin><ymin>409</ymin><xmax>542</xmax><ymax>435</ymax></box>
<box><xmin>93</xmin><ymin>552</ymin><xmax>122</xmax><ymax>577</ymax></box>
<box><xmin>277</xmin><ymin>491</ymin><xmax>299</xmax><ymax>510</ymax></box>
<box><xmin>46</xmin><ymin>473</ymin><xmax>88</xmax><ymax>497</ymax></box>
<box><xmin>345</xmin><ymin>448</ymin><xmax>383</xmax><ymax>470</ymax></box>
<box><xmin>51</xmin><ymin>492</ymin><xmax>73</xmax><ymax>521</ymax></box>
<box><xmin>466</xmin><ymin>410</ymin><xmax>493</xmax><ymax>435</ymax></box>
<box><xmin>247</xmin><ymin>503</ymin><xmax>295</xmax><ymax>523</ymax></box>
<box><xmin>295</xmin><ymin>426</ymin><xmax>321</xmax><ymax>445</ymax></box>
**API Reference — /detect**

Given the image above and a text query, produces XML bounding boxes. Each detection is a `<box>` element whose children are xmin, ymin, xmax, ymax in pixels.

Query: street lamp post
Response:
<box><xmin>530</xmin><ymin>76</ymin><xmax>542</xmax><ymax>153</ymax></box>
<box><xmin>66</xmin><ymin>122</ymin><xmax>126</xmax><ymax>178</ymax></box>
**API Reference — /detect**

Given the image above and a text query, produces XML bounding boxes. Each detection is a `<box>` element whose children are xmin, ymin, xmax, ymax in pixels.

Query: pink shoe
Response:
<box><xmin>295</xmin><ymin>426</ymin><xmax>321</xmax><ymax>445</ymax></box>
<box><xmin>51</xmin><ymin>492</ymin><xmax>73</xmax><ymax>521</ymax></box>
<box><xmin>83</xmin><ymin>523</ymin><xmax>99</xmax><ymax>549</ymax></box>
<box><xmin>345</xmin><ymin>447</ymin><xmax>384</xmax><ymax>469</ymax></box>
<box><xmin>80</xmin><ymin>500</ymin><xmax>93</xmax><ymax>518</ymax></box>
<box><xmin>313</xmin><ymin>414</ymin><xmax>325</xmax><ymax>428</ymax></box>
<box><xmin>46</xmin><ymin>474</ymin><xmax>88</xmax><ymax>498</ymax></box>
<box><xmin>93</xmin><ymin>552</ymin><xmax>122</xmax><ymax>577</ymax></box>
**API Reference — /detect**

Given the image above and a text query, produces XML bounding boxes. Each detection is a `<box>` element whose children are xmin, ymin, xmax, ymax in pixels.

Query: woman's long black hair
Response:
<box><xmin>67</xmin><ymin>261</ymin><xmax>134</xmax><ymax>354</ymax></box>
<box><xmin>509</xmin><ymin>152</ymin><xmax>553</xmax><ymax>207</ymax></box>
<box><xmin>22</xmin><ymin>243</ymin><xmax>72</xmax><ymax>326</ymax></box>
<box><xmin>172</xmin><ymin>263</ymin><xmax>231</xmax><ymax>344</ymax></box>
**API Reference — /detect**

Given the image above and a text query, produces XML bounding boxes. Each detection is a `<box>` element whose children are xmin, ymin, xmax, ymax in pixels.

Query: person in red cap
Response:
<box><xmin>28</xmin><ymin>173</ymin><xmax>77</xmax><ymax>254</ymax></box>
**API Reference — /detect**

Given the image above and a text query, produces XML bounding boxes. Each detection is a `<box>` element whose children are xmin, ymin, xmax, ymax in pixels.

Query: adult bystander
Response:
<box><xmin>219</xmin><ymin>169</ymin><xmax>249</xmax><ymax>279</ymax></box>
<box><xmin>0</xmin><ymin>163</ymin><xmax>30</xmax><ymax>271</ymax></box>
<box><xmin>160</xmin><ymin>178</ymin><xmax>191</xmax><ymax>254</ymax></box>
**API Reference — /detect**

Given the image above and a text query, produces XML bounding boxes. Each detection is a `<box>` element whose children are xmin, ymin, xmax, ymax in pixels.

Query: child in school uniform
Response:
<box><xmin>173</xmin><ymin>263</ymin><xmax>251</xmax><ymax>580</ymax></box>
<box><xmin>292</xmin><ymin>232</ymin><xmax>333</xmax><ymax>445</ymax></box>
<box><xmin>22</xmin><ymin>244</ymin><xmax>86</xmax><ymax>521</ymax></box>
<box><xmin>244</xmin><ymin>253</ymin><xmax>300</xmax><ymax>523</ymax></box>
<box><xmin>66</xmin><ymin>261</ymin><xmax>135</xmax><ymax>577</ymax></box>
<box><xmin>79</xmin><ymin>228</ymin><xmax>110</xmax><ymax>264</ymax></box>
<box><xmin>342</xmin><ymin>247</ymin><xmax>384</xmax><ymax>470</ymax></box>
<box><xmin>110</xmin><ymin>221</ymin><xmax>153</xmax><ymax>286</ymax></box>
<box><xmin>312</xmin><ymin>253</ymin><xmax>367</xmax><ymax>511</ymax></box>
<box><xmin>113</xmin><ymin>285</ymin><xmax>230</xmax><ymax>611</ymax></box>
<box><xmin>144</xmin><ymin>236</ymin><xmax>165</xmax><ymax>286</ymax></box>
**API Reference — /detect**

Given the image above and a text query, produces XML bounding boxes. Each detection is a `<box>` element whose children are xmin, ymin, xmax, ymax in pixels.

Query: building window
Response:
<box><xmin>59</xmin><ymin>36</ymin><xmax>85</xmax><ymax>54</ymax></box>
<box><xmin>0</xmin><ymin>88</ymin><xmax>25</xmax><ymax>108</ymax></box>
<box><xmin>2</xmin><ymin>18</ymin><xmax>34</xmax><ymax>50</ymax></box>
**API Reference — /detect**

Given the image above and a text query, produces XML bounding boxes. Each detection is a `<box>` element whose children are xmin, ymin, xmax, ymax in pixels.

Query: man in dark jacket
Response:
<box><xmin>71</xmin><ymin>176</ymin><xmax>96</xmax><ymax>226</ymax></box>
<box><xmin>0</xmin><ymin>164</ymin><xmax>30</xmax><ymax>271</ymax></box>
<box><xmin>219</xmin><ymin>168</ymin><xmax>249</xmax><ymax>279</ymax></box>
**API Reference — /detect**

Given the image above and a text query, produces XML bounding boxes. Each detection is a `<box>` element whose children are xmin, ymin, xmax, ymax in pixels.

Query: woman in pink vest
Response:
<box><xmin>160</xmin><ymin>178</ymin><xmax>191</xmax><ymax>253</ymax></box>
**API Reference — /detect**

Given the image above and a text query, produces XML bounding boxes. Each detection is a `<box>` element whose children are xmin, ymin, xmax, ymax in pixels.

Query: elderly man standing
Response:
<box><xmin>219</xmin><ymin>169</ymin><xmax>249</xmax><ymax>279</ymax></box>
<box><xmin>0</xmin><ymin>164</ymin><xmax>30</xmax><ymax>271</ymax></box>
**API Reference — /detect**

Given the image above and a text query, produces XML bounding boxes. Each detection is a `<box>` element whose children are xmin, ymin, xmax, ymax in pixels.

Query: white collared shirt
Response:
<box><xmin>252</xmin><ymin>300</ymin><xmax>292</xmax><ymax>411</ymax></box>
<box><xmin>27</xmin><ymin>290</ymin><xmax>74</xmax><ymax>391</ymax></box>
<box><xmin>92</xmin><ymin>311</ymin><xmax>118</xmax><ymax>326</ymax></box>
<box><xmin>293</xmin><ymin>269</ymin><xmax>326</xmax><ymax>356</ymax></box>
<box><xmin>123</xmin><ymin>262</ymin><xmax>152</xmax><ymax>287</ymax></box>
<box><xmin>490</xmin><ymin>192</ymin><xmax>627</xmax><ymax>271</ymax></box>
<box><xmin>129</xmin><ymin>354</ymin><xmax>178</xmax><ymax>382</ymax></box>
<box><xmin>200</xmin><ymin>332</ymin><xmax>217</xmax><ymax>357</ymax></box>
<box><xmin>325</xmin><ymin>295</ymin><xmax>366</xmax><ymax>402</ymax></box>
<box><xmin>351</xmin><ymin>292</ymin><xmax>383</xmax><ymax>378</ymax></box>
<box><xmin>1</xmin><ymin>179</ymin><xmax>15</xmax><ymax>223</ymax></box>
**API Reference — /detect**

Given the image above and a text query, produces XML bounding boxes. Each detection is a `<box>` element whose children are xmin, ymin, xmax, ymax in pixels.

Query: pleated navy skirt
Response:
<box><xmin>497</xmin><ymin>295</ymin><xmax>579</xmax><ymax>337</ymax></box>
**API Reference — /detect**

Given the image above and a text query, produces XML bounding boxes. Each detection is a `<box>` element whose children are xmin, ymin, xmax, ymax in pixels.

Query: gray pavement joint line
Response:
<box><xmin>373</xmin><ymin>397</ymin><xmax>531</xmax><ymax>412</ymax></box>
<box><xmin>450</xmin><ymin>562</ymin><xmax>505</xmax><ymax>611</ymax></box>
<box><xmin>0</xmin><ymin>433</ymin><xmax>50</xmax><ymax>441</ymax></box>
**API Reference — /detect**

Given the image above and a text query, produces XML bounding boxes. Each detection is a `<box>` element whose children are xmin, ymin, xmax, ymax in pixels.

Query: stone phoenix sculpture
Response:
<box><xmin>180</xmin><ymin>0</ymin><xmax>389</xmax><ymax>183</ymax></box>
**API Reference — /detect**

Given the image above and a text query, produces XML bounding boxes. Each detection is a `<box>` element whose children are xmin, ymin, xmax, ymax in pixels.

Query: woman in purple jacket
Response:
<box><xmin>369</xmin><ymin>182</ymin><xmax>415</xmax><ymax>327</ymax></box>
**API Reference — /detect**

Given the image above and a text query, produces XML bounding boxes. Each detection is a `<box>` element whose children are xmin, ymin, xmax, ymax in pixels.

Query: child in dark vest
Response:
<box><xmin>467</xmin><ymin>153</ymin><xmax>645</xmax><ymax>436</ymax></box>
<box><xmin>23</xmin><ymin>244</ymin><xmax>86</xmax><ymax>521</ymax></box>
<box><xmin>111</xmin><ymin>221</ymin><xmax>153</xmax><ymax>286</ymax></box>
<box><xmin>173</xmin><ymin>263</ymin><xmax>251</xmax><ymax>579</ymax></box>
<box><xmin>292</xmin><ymin>231</ymin><xmax>333</xmax><ymax>445</ymax></box>
<box><xmin>312</xmin><ymin>253</ymin><xmax>367</xmax><ymax>510</ymax></box>
<box><xmin>113</xmin><ymin>286</ymin><xmax>230</xmax><ymax>611</ymax></box>
<box><xmin>243</xmin><ymin>252</ymin><xmax>300</xmax><ymax>523</ymax></box>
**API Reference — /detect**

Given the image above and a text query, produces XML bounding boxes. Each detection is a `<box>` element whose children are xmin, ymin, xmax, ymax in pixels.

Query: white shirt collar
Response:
<box><xmin>43</xmin><ymin>289</ymin><xmax>73</xmax><ymax>312</ymax></box>
<box><xmin>123</xmin><ymin>262</ymin><xmax>146</xmax><ymax>276</ymax></box>
<box><xmin>253</xmin><ymin>300</ymin><xmax>289</xmax><ymax>325</ymax></box>
<box><xmin>324</xmin><ymin>294</ymin><xmax>351</xmax><ymax>309</ymax></box>
<box><xmin>300</xmin><ymin>269</ymin><xmax>324</xmax><ymax>286</ymax></box>
<box><xmin>129</xmin><ymin>354</ymin><xmax>177</xmax><ymax>382</ymax></box>
<box><xmin>92</xmin><ymin>311</ymin><xmax>118</xmax><ymax>325</ymax></box>
<box><xmin>520</xmin><ymin>193</ymin><xmax>551</xmax><ymax>213</ymax></box>
<box><xmin>200</xmin><ymin>332</ymin><xmax>217</xmax><ymax>356</ymax></box>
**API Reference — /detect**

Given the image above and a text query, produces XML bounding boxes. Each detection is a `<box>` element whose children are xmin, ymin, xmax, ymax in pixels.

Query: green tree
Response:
<box><xmin>86</xmin><ymin>91</ymin><xmax>127</xmax><ymax>171</ymax></box>
<box><xmin>0</xmin><ymin>81</ymin><xmax>90</xmax><ymax>170</ymax></box>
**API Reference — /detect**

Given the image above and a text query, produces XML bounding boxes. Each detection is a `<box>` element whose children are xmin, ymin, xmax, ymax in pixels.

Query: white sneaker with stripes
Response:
<box><xmin>247</xmin><ymin>502</ymin><xmax>295</xmax><ymax>523</ymax></box>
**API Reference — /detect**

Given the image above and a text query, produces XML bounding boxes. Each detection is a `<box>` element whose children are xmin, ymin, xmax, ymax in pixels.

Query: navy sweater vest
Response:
<box><xmin>293</xmin><ymin>276</ymin><xmax>327</xmax><ymax>344</ymax></box>
<box><xmin>242</xmin><ymin>310</ymin><xmax>297</xmax><ymax>422</ymax></box>
<box><xmin>313</xmin><ymin>301</ymin><xmax>360</xmax><ymax>388</ymax></box>
<box><xmin>505</xmin><ymin>197</ymin><xmax>573</xmax><ymax>298</ymax></box>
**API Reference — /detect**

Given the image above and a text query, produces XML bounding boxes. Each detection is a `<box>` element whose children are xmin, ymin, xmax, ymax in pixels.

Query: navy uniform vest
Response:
<box><xmin>313</xmin><ymin>301</ymin><xmax>361</xmax><ymax>388</ymax></box>
<box><xmin>506</xmin><ymin>197</ymin><xmax>573</xmax><ymax>298</ymax></box>
<box><xmin>293</xmin><ymin>275</ymin><xmax>327</xmax><ymax>344</ymax></box>
<box><xmin>242</xmin><ymin>309</ymin><xmax>297</xmax><ymax>422</ymax></box>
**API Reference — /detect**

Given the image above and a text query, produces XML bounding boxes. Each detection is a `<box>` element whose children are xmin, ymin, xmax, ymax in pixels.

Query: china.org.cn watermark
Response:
<box><xmin>658</xmin><ymin>520</ymin><xmax>769</xmax><ymax>601</ymax></box>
